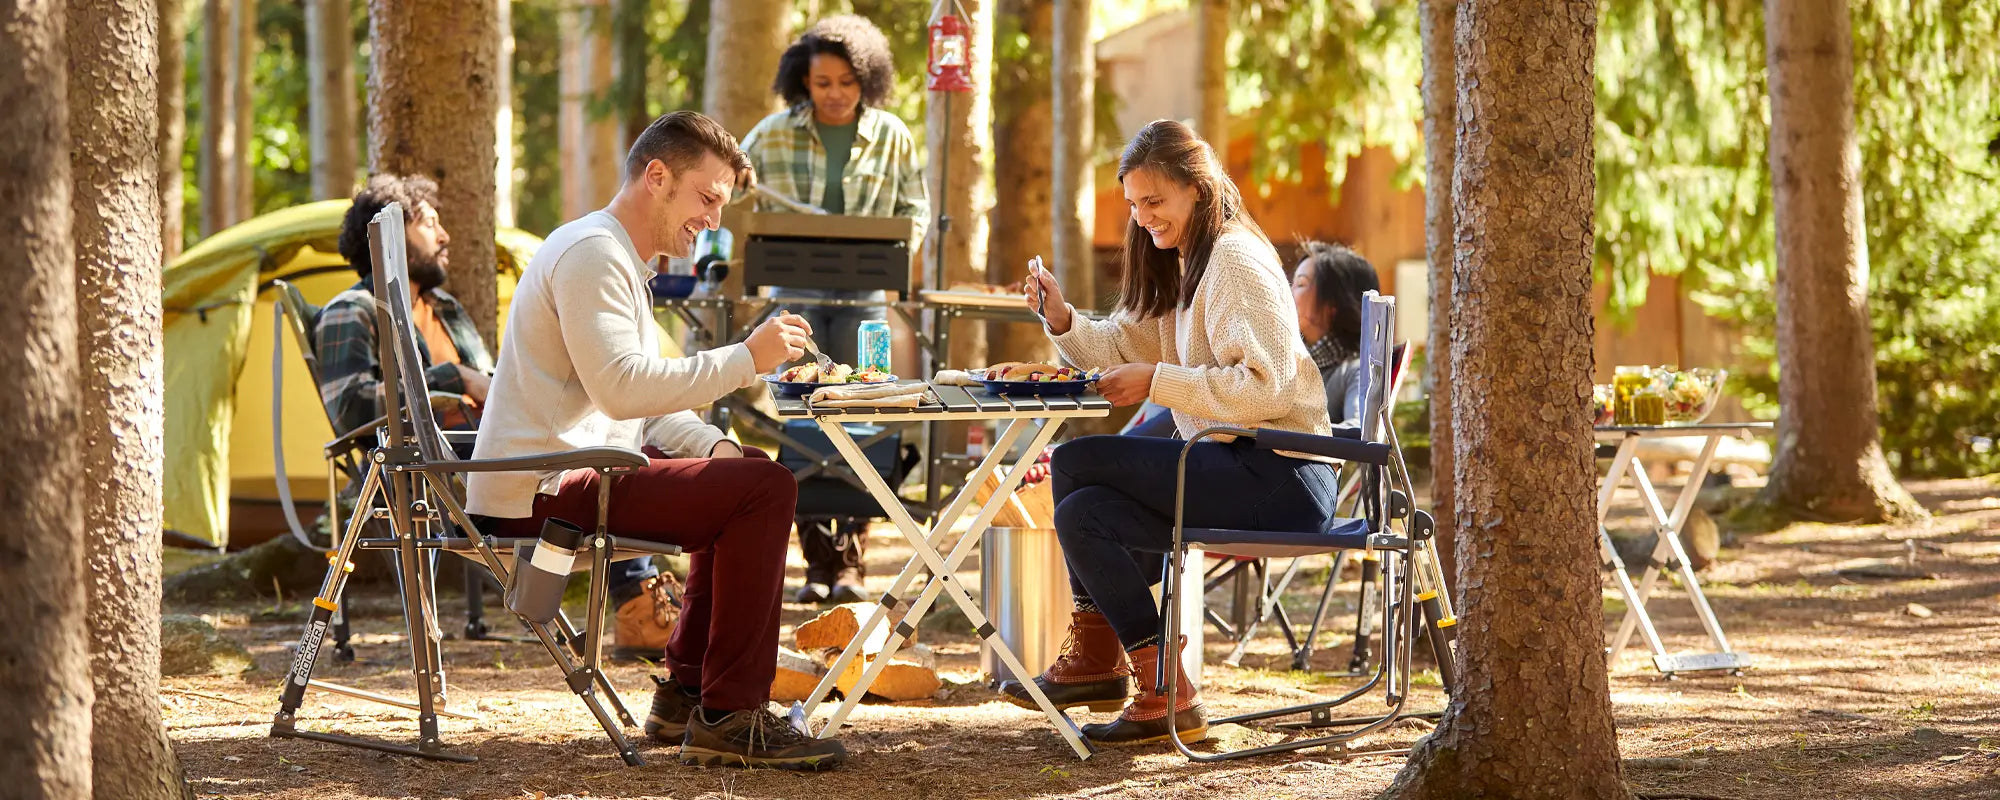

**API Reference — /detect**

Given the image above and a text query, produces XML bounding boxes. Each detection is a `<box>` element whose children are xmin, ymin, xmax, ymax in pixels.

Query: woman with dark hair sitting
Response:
<box><xmin>1292</xmin><ymin>240</ymin><xmax>1381</xmax><ymax>430</ymax></box>
<box><xmin>998</xmin><ymin>120</ymin><xmax>1338</xmax><ymax>747</ymax></box>
<box><xmin>740</xmin><ymin>14</ymin><xmax>928</xmax><ymax>605</ymax></box>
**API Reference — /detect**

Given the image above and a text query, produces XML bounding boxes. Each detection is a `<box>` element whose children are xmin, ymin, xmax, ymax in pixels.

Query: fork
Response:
<box><xmin>1029</xmin><ymin>256</ymin><xmax>1051</xmax><ymax>327</ymax></box>
<box><xmin>779</xmin><ymin>307</ymin><xmax>836</xmax><ymax>377</ymax></box>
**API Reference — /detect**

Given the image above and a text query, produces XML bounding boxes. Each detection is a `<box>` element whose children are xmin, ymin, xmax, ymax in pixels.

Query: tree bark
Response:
<box><xmin>0</xmin><ymin>3</ymin><xmax>93</xmax><ymax>796</ymax></box>
<box><xmin>700</xmin><ymin>0</ymin><xmax>786</xmax><ymax>139</ymax></box>
<box><xmin>560</xmin><ymin>0</ymin><xmax>623</xmax><ymax>218</ymax></box>
<box><xmin>986</xmin><ymin>0</ymin><xmax>1055</xmax><ymax>364</ymax></box>
<box><xmin>68</xmin><ymin>0</ymin><xmax>193</xmax><ymax>796</ymax></box>
<box><xmin>614</xmin><ymin>0</ymin><xmax>650</xmax><ymax>145</ymax></box>
<box><xmin>157</xmin><ymin>0</ymin><xmax>187</xmax><ymax>261</ymax></box>
<box><xmin>925</xmin><ymin>0</ymin><xmax>994</xmax><ymax>372</ymax></box>
<box><xmin>1383</xmin><ymin>1</ymin><xmax>1629</xmax><ymax>797</ymax></box>
<box><xmin>1420</xmin><ymin>0</ymin><xmax>1458</xmax><ymax>595</ymax></box>
<box><xmin>494</xmin><ymin>0</ymin><xmax>515</xmax><ymax>228</ymax></box>
<box><xmin>1193</xmin><ymin>0</ymin><xmax>1228</xmax><ymax>167</ymax></box>
<box><xmin>198</xmin><ymin>0</ymin><xmax>239</xmax><ymax>235</ymax></box>
<box><xmin>1051</xmin><ymin>0</ymin><xmax>1095</xmax><ymax>311</ymax></box>
<box><xmin>306</xmin><ymin>0</ymin><xmax>357</xmax><ymax>200</ymax></box>
<box><xmin>369</xmin><ymin>0</ymin><xmax>502</xmax><ymax>347</ymax></box>
<box><xmin>1758</xmin><ymin>0</ymin><xmax>1922</xmax><ymax>523</ymax></box>
<box><xmin>232</xmin><ymin>0</ymin><xmax>253</xmax><ymax>217</ymax></box>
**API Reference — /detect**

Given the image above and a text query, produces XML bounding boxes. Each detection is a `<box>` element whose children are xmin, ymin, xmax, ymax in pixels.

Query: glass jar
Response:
<box><xmin>1612</xmin><ymin>365</ymin><xmax>1651</xmax><ymax>426</ymax></box>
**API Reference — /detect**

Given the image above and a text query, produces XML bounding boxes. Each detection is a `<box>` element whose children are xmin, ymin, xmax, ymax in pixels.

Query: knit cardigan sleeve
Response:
<box><xmin>1048</xmin><ymin>305</ymin><xmax>1163</xmax><ymax>369</ymax></box>
<box><xmin>1146</xmin><ymin>237</ymin><xmax>1304</xmax><ymax>425</ymax></box>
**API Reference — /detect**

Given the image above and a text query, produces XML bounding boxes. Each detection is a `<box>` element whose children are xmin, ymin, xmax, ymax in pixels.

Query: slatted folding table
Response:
<box><xmin>776</xmin><ymin>381</ymin><xmax>1111</xmax><ymax>760</ymax></box>
<box><xmin>1597</xmin><ymin>422</ymin><xmax>1771</xmax><ymax>676</ymax></box>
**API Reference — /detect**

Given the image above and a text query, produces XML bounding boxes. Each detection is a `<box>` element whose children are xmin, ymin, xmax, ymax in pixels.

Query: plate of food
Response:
<box><xmin>920</xmin><ymin>282</ymin><xmax>1030</xmax><ymax>308</ymax></box>
<box><xmin>974</xmin><ymin>362</ymin><xmax>1100</xmax><ymax>396</ymax></box>
<box><xmin>762</xmin><ymin>362</ymin><xmax>897</xmax><ymax>396</ymax></box>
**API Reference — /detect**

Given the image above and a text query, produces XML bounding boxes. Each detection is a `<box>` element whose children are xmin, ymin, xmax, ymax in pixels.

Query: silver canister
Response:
<box><xmin>980</xmin><ymin>526</ymin><xmax>1204</xmax><ymax>687</ymax></box>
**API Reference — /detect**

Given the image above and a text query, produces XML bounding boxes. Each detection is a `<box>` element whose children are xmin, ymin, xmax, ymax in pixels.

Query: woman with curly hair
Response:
<box><xmin>741</xmin><ymin>14</ymin><xmax>928</xmax><ymax>605</ymax></box>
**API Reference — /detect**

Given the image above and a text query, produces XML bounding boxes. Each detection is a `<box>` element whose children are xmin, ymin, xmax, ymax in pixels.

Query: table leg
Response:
<box><xmin>798</xmin><ymin>418</ymin><xmax>1035</xmax><ymax>720</ymax></box>
<box><xmin>805</xmin><ymin>415</ymin><xmax>1092</xmax><ymax>759</ymax></box>
<box><xmin>1624</xmin><ymin>437</ymin><xmax>1735</xmax><ymax>655</ymax></box>
<box><xmin>1600</xmin><ymin>437</ymin><xmax>1670</xmax><ymax>665</ymax></box>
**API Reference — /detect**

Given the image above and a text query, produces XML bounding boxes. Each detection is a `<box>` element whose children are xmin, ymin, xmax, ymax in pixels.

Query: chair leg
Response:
<box><xmin>1348</xmin><ymin>554</ymin><xmax>1379</xmax><ymax>674</ymax></box>
<box><xmin>1293</xmin><ymin>551</ymin><xmax>1346</xmax><ymax>671</ymax></box>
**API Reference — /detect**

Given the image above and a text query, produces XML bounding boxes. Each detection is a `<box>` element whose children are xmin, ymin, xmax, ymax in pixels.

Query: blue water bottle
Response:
<box><xmin>857</xmin><ymin>319</ymin><xmax>892</xmax><ymax>374</ymax></box>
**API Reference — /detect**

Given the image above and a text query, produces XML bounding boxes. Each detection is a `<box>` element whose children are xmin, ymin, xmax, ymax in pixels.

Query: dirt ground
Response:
<box><xmin>163</xmin><ymin>476</ymin><xmax>2000</xmax><ymax>800</ymax></box>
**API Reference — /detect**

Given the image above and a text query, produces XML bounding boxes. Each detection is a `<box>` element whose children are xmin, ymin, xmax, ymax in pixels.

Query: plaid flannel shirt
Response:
<box><xmin>741</xmin><ymin>105</ymin><xmax>929</xmax><ymax>247</ymax></box>
<box><xmin>314</xmin><ymin>279</ymin><xmax>493</xmax><ymax>435</ymax></box>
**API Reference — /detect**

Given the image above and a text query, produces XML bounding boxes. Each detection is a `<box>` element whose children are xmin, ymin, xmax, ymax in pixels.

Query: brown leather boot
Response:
<box><xmin>613</xmin><ymin>574</ymin><xmax>681</xmax><ymax>661</ymax></box>
<box><xmin>1082</xmin><ymin>636</ymin><xmax>1208</xmax><ymax>746</ymax></box>
<box><xmin>998</xmin><ymin>611</ymin><xmax>1131</xmax><ymax>712</ymax></box>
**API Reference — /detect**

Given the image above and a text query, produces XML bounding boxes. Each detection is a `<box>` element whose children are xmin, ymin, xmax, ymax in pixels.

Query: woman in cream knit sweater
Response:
<box><xmin>997</xmin><ymin>120</ymin><xmax>1339</xmax><ymax>746</ymax></box>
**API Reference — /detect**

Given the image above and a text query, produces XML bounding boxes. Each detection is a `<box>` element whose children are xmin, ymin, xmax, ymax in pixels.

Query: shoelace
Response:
<box><xmin>743</xmin><ymin>707</ymin><xmax>810</xmax><ymax>749</ymax></box>
<box><xmin>648</xmin><ymin>573</ymin><xmax>683</xmax><ymax>628</ymax></box>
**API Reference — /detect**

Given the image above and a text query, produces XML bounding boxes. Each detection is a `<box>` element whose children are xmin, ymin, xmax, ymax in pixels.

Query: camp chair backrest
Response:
<box><xmin>366</xmin><ymin>204</ymin><xmax>452</xmax><ymax>466</ymax></box>
<box><xmin>1354</xmin><ymin>291</ymin><xmax>1397</xmax><ymax>444</ymax></box>
<box><xmin>273</xmin><ymin>280</ymin><xmax>335</xmax><ymax>421</ymax></box>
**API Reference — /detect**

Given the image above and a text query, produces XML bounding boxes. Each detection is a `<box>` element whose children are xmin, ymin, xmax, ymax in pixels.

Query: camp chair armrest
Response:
<box><xmin>326</xmin><ymin>415</ymin><xmax>388</xmax><ymax>458</ymax></box>
<box><xmin>440</xmin><ymin>431</ymin><xmax>477</xmax><ymax>446</ymax></box>
<box><xmin>424</xmin><ymin>446</ymin><xmax>649</xmax><ymax>474</ymax></box>
<box><xmin>1248</xmin><ymin>428</ymin><xmax>1391</xmax><ymax>465</ymax></box>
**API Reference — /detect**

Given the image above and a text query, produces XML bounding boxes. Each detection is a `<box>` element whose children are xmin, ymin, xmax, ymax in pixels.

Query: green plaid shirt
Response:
<box><xmin>741</xmin><ymin>106</ymin><xmax>929</xmax><ymax>246</ymax></box>
<box><xmin>314</xmin><ymin>279</ymin><xmax>492</xmax><ymax>435</ymax></box>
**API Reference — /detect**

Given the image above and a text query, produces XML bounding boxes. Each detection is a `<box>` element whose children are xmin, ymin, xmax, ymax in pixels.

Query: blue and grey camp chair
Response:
<box><xmin>1156</xmin><ymin>291</ymin><xmax>1458</xmax><ymax>761</ymax></box>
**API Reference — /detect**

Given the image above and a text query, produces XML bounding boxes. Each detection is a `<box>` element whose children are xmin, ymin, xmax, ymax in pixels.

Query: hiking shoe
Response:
<box><xmin>827</xmin><ymin>567</ymin><xmax>871</xmax><ymax>604</ymax></box>
<box><xmin>644</xmin><ymin>674</ymin><xmax>700</xmax><ymax>743</ymax></box>
<box><xmin>679</xmin><ymin>705</ymin><xmax>848</xmax><ymax>770</ymax></box>
<box><xmin>614</xmin><ymin>574</ymin><xmax>681</xmax><ymax>662</ymax></box>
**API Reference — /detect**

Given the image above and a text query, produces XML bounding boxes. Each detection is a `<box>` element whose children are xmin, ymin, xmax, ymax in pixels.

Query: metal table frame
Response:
<box><xmin>655</xmin><ymin>293</ymin><xmax>1078</xmax><ymax>514</ymax></box>
<box><xmin>1596</xmin><ymin>422</ymin><xmax>1771</xmax><ymax>676</ymax></box>
<box><xmin>775</xmin><ymin>382</ymin><xmax>1112</xmax><ymax>760</ymax></box>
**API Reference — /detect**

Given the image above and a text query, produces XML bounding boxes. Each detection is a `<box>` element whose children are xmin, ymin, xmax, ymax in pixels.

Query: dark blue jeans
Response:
<box><xmin>1052</xmin><ymin>434</ymin><xmax>1340</xmax><ymax>649</ymax></box>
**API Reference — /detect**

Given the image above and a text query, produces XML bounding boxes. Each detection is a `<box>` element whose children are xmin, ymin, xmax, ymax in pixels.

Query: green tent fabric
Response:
<box><xmin>165</xmin><ymin>201</ymin><xmax>541</xmax><ymax>547</ymax></box>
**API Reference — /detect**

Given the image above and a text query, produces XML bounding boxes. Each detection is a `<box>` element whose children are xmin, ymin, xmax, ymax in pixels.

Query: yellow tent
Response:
<box><xmin>165</xmin><ymin>201</ymin><xmax>541</xmax><ymax>548</ymax></box>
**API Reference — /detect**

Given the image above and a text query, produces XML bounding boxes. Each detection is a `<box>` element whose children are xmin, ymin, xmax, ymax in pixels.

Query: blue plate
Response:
<box><xmin>975</xmin><ymin>377</ymin><xmax>1094</xmax><ymax>396</ymax></box>
<box><xmin>761</xmin><ymin>373</ymin><xmax>898</xmax><ymax>397</ymax></box>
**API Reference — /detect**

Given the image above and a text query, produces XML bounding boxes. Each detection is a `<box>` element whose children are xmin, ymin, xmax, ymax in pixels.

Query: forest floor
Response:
<box><xmin>162</xmin><ymin>475</ymin><xmax>2000</xmax><ymax>799</ymax></box>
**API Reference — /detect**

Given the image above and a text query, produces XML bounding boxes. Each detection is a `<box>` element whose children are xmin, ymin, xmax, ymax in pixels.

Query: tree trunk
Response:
<box><xmin>68</xmin><ymin>1</ymin><xmax>193</xmax><ymax>797</ymax></box>
<box><xmin>926</xmin><ymin>0</ymin><xmax>994</xmax><ymax>372</ymax></box>
<box><xmin>1420</xmin><ymin>0</ymin><xmax>1458</xmax><ymax>594</ymax></box>
<box><xmin>560</xmin><ymin>0</ymin><xmax>623</xmax><ymax>218</ymax></box>
<box><xmin>494</xmin><ymin>0</ymin><xmax>515</xmax><ymax>228</ymax></box>
<box><xmin>198</xmin><ymin>0</ymin><xmax>239</xmax><ymax>235</ymax></box>
<box><xmin>306</xmin><ymin>0</ymin><xmax>357</xmax><ymax>200</ymax></box>
<box><xmin>1193</xmin><ymin>0</ymin><xmax>1228</xmax><ymax>167</ymax></box>
<box><xmin>614</xmin><ymin>0</ymin><xmax>650</xmax><ymax>144</ymax></box>
<box><xmin>157</xmin><ymin>0</ymin><xmax>187</xmax><ymax>261</ymax></box>
<box><xmin>0</xmin><ymin>3</ymin><xmax>93</xmax><ymax>796</ymax></box>
<box><xmin>1383</xmin><ymin>1</ymin><xmax>1628</xmax><ymax>797</ymax></box>
<box><xmin>1051</xmin><ymin>0</ymin><xmax>1095</xmax><ymax>311</ymax></box>
<box><xmin>700</xmin><ymin>0</ymin><xmax>786</xmax><ymax>138</ymax></box>
<box><xmin>233</xmin><ymin>0</ymin><xmax>253</xmax><ymax>217</ymax></box>
<box><xmin>1758</xmin><ymin>0</ymin><xmax>1922</xmax><ymax>523</ymax></box>
<box><xmin>986</xmin><ymin>0</ymin><xmax>1055</xmax><ymax>364</ymax></box>
<box><xmin>369</xmin><ymin>0</ymin><xmax>502</xmax><ymax>347</ymax></box>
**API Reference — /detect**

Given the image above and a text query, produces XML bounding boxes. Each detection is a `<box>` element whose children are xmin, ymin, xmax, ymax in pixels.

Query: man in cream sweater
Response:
<box><xmin>467</xmin><ymin>111</ymin><xmax>845</xmax><ymax>770</ymax></box>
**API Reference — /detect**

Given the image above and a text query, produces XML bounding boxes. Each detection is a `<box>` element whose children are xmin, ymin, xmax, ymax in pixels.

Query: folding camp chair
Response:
<box><xmin>1157</xmin><ymin>291</ymin><xmax>1457</xmax><ymax>761</ymax></box>
<box><xmin>1209</xmin><ymin>342</ymin><xmax>1413</xmax><ymax>671</ymax></box>
<box><xmin>270</xmin><ymin>203</ymin><xmax>675</xmax><ymax>765</ymax></box>
<box><xmin>270</xmin><ymin>280</ymin><xmax>523</xmax><ymax>661</ymax></box>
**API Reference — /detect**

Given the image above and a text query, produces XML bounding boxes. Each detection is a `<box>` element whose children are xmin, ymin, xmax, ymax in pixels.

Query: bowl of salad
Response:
<box><xmin>1661</xmin><ymin>367</ymin><xmax>1726</xmax><ymax>424</ymax></box>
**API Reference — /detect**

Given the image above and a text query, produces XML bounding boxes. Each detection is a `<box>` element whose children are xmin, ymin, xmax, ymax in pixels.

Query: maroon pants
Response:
<box><xmin>491</xmin><ymin>447</ymin><xmax>795</xmax><ymax>712</ymax></box>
